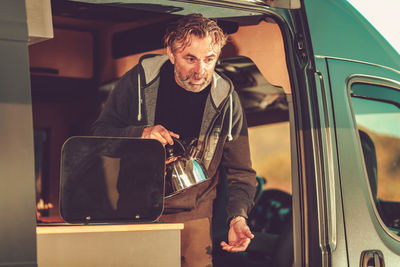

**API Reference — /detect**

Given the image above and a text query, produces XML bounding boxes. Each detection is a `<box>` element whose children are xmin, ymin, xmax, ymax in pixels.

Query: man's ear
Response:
<box><xmin>167</xmin><ymin>46</ymin><xmax>175</xmax><ymax>64</ymax></box>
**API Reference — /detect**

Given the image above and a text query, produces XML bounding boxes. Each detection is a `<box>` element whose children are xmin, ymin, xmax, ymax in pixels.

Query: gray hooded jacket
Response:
<box><xmin>92</xmin><ymin>54</ymin><xmax>256</xmax><ymax>222</ymax></box>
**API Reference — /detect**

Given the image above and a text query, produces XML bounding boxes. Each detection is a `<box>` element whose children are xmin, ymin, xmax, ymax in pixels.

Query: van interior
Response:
<box><xmin>23</xmin><ymin>1</ymin><xmax>400</xmax><ymax>266</ymax></box>
<box><xmin>30</xmin><ymin>1</ymin><xmax>294</xmax><ymax>266</ymax></box>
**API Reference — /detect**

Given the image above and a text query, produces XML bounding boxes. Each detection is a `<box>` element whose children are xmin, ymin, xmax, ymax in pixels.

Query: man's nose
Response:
<box><xmin>194</xmin><ymin>61</ymin><xmax>206</xmax><ymax>74</ymax></box>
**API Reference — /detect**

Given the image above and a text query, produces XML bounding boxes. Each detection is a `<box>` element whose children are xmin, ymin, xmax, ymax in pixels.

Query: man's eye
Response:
<box><xmin>206</xmin><ymin>58</ymin><xmax>215</xmax><ymax>63</ymax></box>
<box><xmin>186</xmin><ymin>57</ymin><xmax>195</xmax><ymax>63</ymax></box>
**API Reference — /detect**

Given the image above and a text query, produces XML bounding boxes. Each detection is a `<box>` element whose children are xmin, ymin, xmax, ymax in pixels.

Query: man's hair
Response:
<box><xmin>164</xmin><ymin>13</ymin><xmax>227</xmax><ymax>53</ymax></box>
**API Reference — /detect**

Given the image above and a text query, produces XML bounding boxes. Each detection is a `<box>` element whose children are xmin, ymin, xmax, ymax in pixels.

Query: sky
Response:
<box><xmin>346</xmin><ymin>0</ymin><xmax>399</xmax><ymax>138</ymax></box>
<box><xmin>347</xmin><ymin>0</ymin><xmax>400</xmax><ymax>136</ymax></box>
<box><xmin>353</xmin><ymin>98</ymin><xmax>400</xmax><ymax>138</ymax></box>
<box><xmin>347</xmin><ymin>0</ymin><xmax>400</xmax><ymax>53</ymax></box>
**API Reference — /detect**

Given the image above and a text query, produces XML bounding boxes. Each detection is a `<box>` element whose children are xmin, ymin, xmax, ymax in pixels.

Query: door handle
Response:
<box><xmin>360</xmin><ymin>250</ymin><xmax>385</xmax><ymax>267</ymax></box>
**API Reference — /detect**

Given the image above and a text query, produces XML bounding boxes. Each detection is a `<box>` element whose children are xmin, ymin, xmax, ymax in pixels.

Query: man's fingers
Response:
<box><xmin>220</xmin><ymin>238</ymin><xmax>251</xmax><ymax>252</ymax></box>
<box><xmin>142</xmin><ymin>125</ymin><xmax>180</xmax><ymax>146</ymax></box>
<box><xmin>169</xmin><ymin>131</ymin><xmax>180</xmax><ymax>139</ymax></box>
<box><xmin>242</xmin><ymin>227</ymin><xmax>254</xmax><ymax>239</ymax></box>
<box><xmin>247</xmin><ymin>232</ymin><xmax>255</xmax><ymax>239</ymax></box>
<box><xmin>220</xmin><ymin>237</ymin><xmax>251</xmax><ymax>250</ymax></box>
<box><xmin>165</xmin><ymin>156</ymin><xmax>178</xmax><ymax>165</ymax></box>
<box><xmin>160</xmin><ymin>130</ymin><xmax>174</xmax><ymax>145</ymax></box>
<box><xmin>230</xmin><ymin>238</ymin><xmax>250</xmax><ymax>252</ymax></box>
<box><xmin>234</xmin><ymin>223</ymin><xmax>254</xmax><ymax>240</ymax></box>
<box><xmin>220</xmin><ymin>241</ymin><xmax>234</xmax><ymax>252</ymax></box>
<box><xmin>163</xmin><ymin>130</ymin><xmax>180</xmax><ymax>145</ymax></box>
<box><xmin>221</xmin><ymin>220</ymin><xmax>254</xmax><ymax>253</ymax></box>
<box><xmin>156</xmin><ymin>126</ymin><xmax>179</xmax><ymax>145</ymax></box>
<box><xmin>150</xmin><ymin>131</ymin><xmax>168</xmax><ymax>145</ymax></box>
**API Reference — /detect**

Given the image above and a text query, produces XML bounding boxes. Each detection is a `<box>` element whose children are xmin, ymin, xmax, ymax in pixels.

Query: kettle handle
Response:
<box><xmin>172</xmin><ymin>137</ymin><xmax>186</xmax><ymax>152</ymax></box>
<box><xmin>166</xmin><ymin>137</ymin><xmax>186</xmax><ymax>157</ymax></box>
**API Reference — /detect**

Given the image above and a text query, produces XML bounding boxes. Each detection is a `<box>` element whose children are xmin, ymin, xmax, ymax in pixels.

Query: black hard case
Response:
<box><xmin>59</xmin><ymin>136</ymin><xmax>165</xmax><ymax>224</ymax></box>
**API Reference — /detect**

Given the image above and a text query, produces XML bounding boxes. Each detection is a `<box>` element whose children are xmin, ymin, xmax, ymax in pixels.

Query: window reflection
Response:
<box><xmin>351</xmin><ymin>83</ymin><xmax>400</xmax><ymax>236</ymax></box>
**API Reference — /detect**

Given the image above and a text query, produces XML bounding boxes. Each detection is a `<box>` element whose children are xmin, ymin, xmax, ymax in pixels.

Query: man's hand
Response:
<box><xmin>141</xmin><ymin>125</ymin><xmax>179</xmax><ymax>146</ymax></box>
<box><xmin>220</xmin><ymin>216</ymin><xmax>254</xmax><ymax>252</ymax></box>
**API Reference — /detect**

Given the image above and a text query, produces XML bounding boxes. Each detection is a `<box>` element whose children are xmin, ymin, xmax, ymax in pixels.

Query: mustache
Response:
<box><xmin>181</xmin><ymin>73</ymin><xmax>207</xmax><ymax>81</ymax></box>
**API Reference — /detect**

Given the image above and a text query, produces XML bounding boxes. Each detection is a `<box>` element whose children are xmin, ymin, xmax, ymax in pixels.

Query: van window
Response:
<box><xmin>350</xmin><ymin>82</ymin><xmax>400</xmax><ymax>236</ymax></box>
<box><xmin>248</xmin><ymin>122</ymin><xmax>291</xmax><ymax>194</ymax></box>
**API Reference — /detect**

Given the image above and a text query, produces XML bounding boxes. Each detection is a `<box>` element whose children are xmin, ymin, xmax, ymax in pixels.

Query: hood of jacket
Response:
<box><xmin>139</xmin><ymin>54</ymin><xmax>233</xmax><ymax>109</ymax></box>
<box><xmin>137</xmin><ymin>54</ymin><xmax>235</xmax><ymax>145</ymax></box>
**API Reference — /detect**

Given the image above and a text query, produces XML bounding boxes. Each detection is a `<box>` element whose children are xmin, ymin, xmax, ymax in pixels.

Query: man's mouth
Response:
<box><xmin>178</xmin><ymin>72</ymin><xmax>209</xmax><ymax>89</ymax></box>
<box><xmin>190</xmin><ymin>76</ymin><xmax>206</xmax><ymax>83</ymax></box>
<box><xmin>189</xmin><ymin>79</ymin><xmax>205</xmax><ymax>86</ymax></box>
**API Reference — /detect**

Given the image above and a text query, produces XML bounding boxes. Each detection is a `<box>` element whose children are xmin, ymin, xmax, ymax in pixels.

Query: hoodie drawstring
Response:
<box><xmin>137</xmin><ymin>71</ymin><xmax>142</xmax><ymax>121</ymax></box>
<box><xmin>227</xmin><ymin>93</ymin><xmax>233</xmax><ymax>141</ymax></box>
<box><xmin>137</xmin><ymin>67</ymin><xmax>232</xmax><ymax>140</ymax></box>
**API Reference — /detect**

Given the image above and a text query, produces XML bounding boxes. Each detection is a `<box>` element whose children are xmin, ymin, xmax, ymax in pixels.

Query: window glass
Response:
<box><xmin>351</xmin><ymin>82</ymin><xmax>400</xmax><ymax>236</ymax></box>
<box><xmin>248</xmin><ymin>121</ymin><xmax>291</xmax><ymax>194</ymax></box>
<box><xmin>247</xmin><ymin>121</ymin><xmax>292</xmax><ymax>238</ymax></box>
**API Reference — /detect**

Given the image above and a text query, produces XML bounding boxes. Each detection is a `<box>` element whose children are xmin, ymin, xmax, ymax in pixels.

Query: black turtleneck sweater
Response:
<box><xmin>154</xmin><ymin>61</ymin><xmax>211</xmax><ymax>144</ymax></box>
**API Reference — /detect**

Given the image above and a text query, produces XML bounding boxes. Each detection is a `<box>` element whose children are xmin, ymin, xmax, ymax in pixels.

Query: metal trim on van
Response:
<box><xmin>346</xmin><ymin>74</ymin><xmax>400</xmax><ymax>243</ymax></box>
<box><xmin>347</xmin><ymin>75</ymin><xmax>400</xmax><ymax>92</ymax></box>
<box><xmin>314</xmin><ymin>71</ymin><xmax>337</xmax><ymax>252</ymax></box>
<box><xmin>315</xmin><ymin>56</ymin><xmax>400</xmax><ymax>76</ymax></box>
<box><xmin>175</xmin><ymin>0</ymin><xmax>301</xmax><ymax>10</ymax></box>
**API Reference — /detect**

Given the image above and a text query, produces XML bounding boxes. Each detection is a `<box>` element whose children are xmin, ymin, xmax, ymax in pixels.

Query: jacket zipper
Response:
<box><xmin>199</xmin><ymin>96</ymin><xmax>230</xmax><ymax>163</ymax></box>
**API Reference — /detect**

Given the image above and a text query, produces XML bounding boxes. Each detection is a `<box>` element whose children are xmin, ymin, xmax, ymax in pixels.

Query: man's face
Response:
<box><xmin>167</xmin><ymin>35</ymin><xmax>219</xmax><ymax>93</ymax></box>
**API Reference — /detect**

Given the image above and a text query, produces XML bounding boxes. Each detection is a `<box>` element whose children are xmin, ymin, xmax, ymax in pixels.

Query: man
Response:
<box><xmin>92</xmin><ymin>14</ymin><xmax>257</xmax><ymax>266</ymax></box>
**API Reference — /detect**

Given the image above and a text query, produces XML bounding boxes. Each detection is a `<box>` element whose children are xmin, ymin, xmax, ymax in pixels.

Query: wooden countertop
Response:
<box><xmin>37</xmin><ymin>223</ymin><xmax>184</xmax><ymax>234</ymax></box>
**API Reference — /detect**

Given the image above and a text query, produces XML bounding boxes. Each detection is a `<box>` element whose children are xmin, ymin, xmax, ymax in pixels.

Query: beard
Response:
<box><xmin>174</xmin><ymin>68</ymin><xmax>212</xmax><ymax>93</ymax></box>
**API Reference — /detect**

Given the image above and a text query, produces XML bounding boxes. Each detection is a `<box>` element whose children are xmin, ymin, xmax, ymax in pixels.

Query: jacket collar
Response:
<box><xmin>140</xmin><ymin>54</ymin><xmax>232</xmax><ymax>109</ymax></box>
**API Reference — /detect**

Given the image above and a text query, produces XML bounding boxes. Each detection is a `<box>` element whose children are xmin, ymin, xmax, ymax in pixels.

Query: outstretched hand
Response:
<box><xmin>220</xmin><ymin>216</ymin><xmax>254</xmax><ymax>252</ymax></box>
